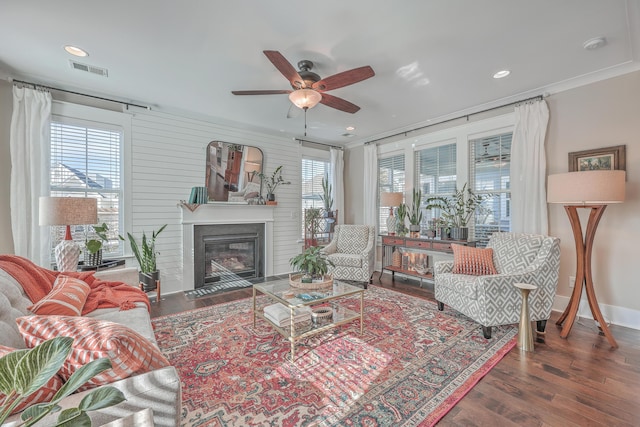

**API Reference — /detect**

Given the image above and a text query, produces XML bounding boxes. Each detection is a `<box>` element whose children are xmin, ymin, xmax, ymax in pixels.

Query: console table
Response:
<box><xmin>379</xmin><ymin>234</ymin><xmax>476</xmax><ymax>284</ymax></box>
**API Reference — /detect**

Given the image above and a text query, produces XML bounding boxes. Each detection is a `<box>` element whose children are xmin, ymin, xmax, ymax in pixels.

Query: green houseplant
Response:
<box><xmin>395</xmin><ymin>203</ymin><xmax>408</xmax><ymax>236</ymax></box>
<box><xmin>321</xmin><ymin>174</ymin><xmax>334</xmax><ymax>216</ymax></box>
<box><xmin>85</xmin><ymin>223</ymin><xmax>110</xmax><ymax>267</ymax></box>
<box><xmin>0</xmin><ymin>336</ymin><xmax>125</xmax><ymax>426</ymax></box>
<box><xmin>289</xmin><ymin>246</ymin><xmax>335</xmax><ymax>283</ymax></box>
<box><xmin>425</xmin><ymin>184</ymin><xmax>490</xmax><ymax>240</ymax></box>
<box><xmin>258</xmin><ymin>165</ymin><xmax>291</xmax><ymax>202</ymax></box>
<box><xmin>119</xmin><ymin>224</ymin><xmax>167</xmax><ymax>291</ymax></box>
<box><xmin>408</xmin><ymin>189</ymin><xmax>423</xmax><ymax>236</ymax></box>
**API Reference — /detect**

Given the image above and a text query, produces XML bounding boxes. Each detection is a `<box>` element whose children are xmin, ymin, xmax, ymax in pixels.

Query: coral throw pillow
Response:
<box><xmin>452</xmin><ymin>244</ymin><xmax>498</xmax><ymax>276</ymax></box>
<box><xmin>27</xmin><ymin>275</ymin><xmax>91</xmax><ymax>316</ymax></box>
<box><xmin>16</xmin><ymin>316</ymin><xmax>170</xmax><ymax>391</ymax></box>
<box><xmin>0</xmin><ymin>345</ymin><xmax>64</xmax><ymax>414</ymax></box>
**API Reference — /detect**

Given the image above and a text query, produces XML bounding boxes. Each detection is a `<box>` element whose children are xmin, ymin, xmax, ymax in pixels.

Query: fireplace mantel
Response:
<box><xmin>180</xmin><ymin>203</ymin><xmax>275</xmax><ymax>290</ymax></box>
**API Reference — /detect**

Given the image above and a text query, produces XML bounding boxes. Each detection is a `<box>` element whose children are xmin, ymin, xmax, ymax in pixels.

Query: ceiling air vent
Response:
<box><xmin>69</xmin><ymin>60</ymin><xmax>108</xmax><ymax>77</ymax></box>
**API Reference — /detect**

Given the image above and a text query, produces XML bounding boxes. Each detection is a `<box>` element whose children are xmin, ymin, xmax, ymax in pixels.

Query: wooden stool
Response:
<box><xmin>514</xmin><ymin>282</ymin><xmax>537</xmax><ymax>352</ymax></box>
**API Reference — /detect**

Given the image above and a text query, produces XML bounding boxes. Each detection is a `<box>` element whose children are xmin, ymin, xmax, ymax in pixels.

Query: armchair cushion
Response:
<box><xmin>336</xmin><ymin>225</ymin><xmax>372</xmax><ymax>254</ymax></box>
<box><xmin>452</xmin><ymin>245</ymin><xmax>497</xmax><ymax>276</ymax></box>
<box><xmin>488</xmin><ymin>232</ymin><xmax>545</xmax><ymax>274</ymax></box>
<box><xmin>329</xmin><ymin>253</ymin><xmax>362</xmax><ymax>268</ymax></box>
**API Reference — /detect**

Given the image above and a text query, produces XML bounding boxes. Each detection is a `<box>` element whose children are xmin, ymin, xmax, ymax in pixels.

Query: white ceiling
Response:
<box><xmin>1</xmin><ymin>1</ymin><xmax>639</xmax><ymax>145</ymax></box>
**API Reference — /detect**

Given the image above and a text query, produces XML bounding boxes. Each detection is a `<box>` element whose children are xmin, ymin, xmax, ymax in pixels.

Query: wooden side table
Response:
<box><xmin>514</xmin><ymin>282</ymin><xmax>537</xmax><ymax>352</ymax></box>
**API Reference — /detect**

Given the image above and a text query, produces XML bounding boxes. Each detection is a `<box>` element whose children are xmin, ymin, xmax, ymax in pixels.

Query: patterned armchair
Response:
<box><xmin>434</xmin><ymin>232</ymin><xmax>560</xmax><ymax>339</ymax></box>
<box><xmin>322</xmin><ymin>225</ymin><xmax>375</xmax><ymax>286</ymax></box>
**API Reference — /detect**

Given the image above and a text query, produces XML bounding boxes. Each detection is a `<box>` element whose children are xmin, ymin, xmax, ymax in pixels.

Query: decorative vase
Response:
<box><xmin>440</xmin><ymin>227</ymin><xmax>450</xmax><ymax>239</ymax></box>
<box><xmin>267</xmin><ymin>193</ymin><xmax>275</xmax><ymax>202</ymax></box>
<box><xmin>392</xmin><ymin>248</ymin><xmax>402</xmax><ymax>267</ymax></box>
<box><xmin>409</xmin><ymin>224</ymin><xmax>420</xmax><ymax>238</ymax></box>
<box><xmin>450</xmin><ymin>227</ymin><xmax>469</xmax><ymax>241</ymax></box>
<box><xmin>84</xmin><ymin>249</ymin><xmax>103</xmax><ymax>267</ymax></box>
<box><xmin>386</xmin><ymin>210</ymin><xmax>397</xmax><ymax>235</ymax></box>
<box><xmin>139</xmin><ymin>270</ymin><xmax>160</xmax><ymax>292</ymax></box>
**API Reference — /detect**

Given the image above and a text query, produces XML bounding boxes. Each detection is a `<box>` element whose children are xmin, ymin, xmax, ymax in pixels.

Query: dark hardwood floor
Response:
<box><xmin>150</xmin><ymin>273</ymin><xmax>640</xmax><ymax>427</ymax></box>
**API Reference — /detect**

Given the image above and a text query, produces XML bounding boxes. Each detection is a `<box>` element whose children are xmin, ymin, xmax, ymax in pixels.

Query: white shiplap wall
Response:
<box><xmin>129</xmin><ymin>109</ymin><xmax>303</xmax><ymax>294</ymax></box>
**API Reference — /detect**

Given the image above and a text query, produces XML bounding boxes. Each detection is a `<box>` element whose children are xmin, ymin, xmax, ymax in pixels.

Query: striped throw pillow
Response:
<box><xmin>16</xmin><ymin>316</ymin><xmax>170</xmax><ymax>391</ymax></box>
<box><xmin>0</xmin><ymin>345</ymin><xmax>64</xmax><ymax>414</ymax></box>
<box><xmin>27</xmin><ymin>275</ymin><xmax>91</xmax><ymax>316</ymax></box>
<box><xmin>452</xmin><ymin>244</ymin><xmax>498</xmax><ymax>276</ymax></box>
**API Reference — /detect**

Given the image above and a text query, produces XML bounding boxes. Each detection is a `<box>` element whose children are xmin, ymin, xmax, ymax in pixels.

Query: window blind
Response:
<box><xmin>414</xmin><ymin>143</ymin><xmax>457</xmax><ymax>224</ymax></box>
<box><xmin>50</xmin><ymin>120</ymin><xmax>123</xmax><ymax>258</ymax></box>
<box><xmin>469</xmin><ymin>132</ymin><xmax>512</xmax><ymax>246</ymax></box>
<box><xmin>301</xmin><ymin>157</ymin><xmax>331</xmax><ymax>236</ymax></box>
<box><xmin>378</xmin><ymin>154</ymin><xmax>405</xmax><ymax>233</ymax></box>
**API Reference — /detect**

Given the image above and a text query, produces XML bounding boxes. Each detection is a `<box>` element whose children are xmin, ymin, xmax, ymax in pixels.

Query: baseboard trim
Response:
<box><xmin>552</xmin><ymin>295</ymin><xmax>640</xmax><ymax>331</ymax></box>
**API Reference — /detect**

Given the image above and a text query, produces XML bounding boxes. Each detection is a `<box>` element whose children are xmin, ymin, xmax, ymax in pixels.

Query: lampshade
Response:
<box><xmin>39</xmin><ymin>197</ymin><xmax>98</xmax><ymax>226</ymax></box>
<box><xmin>288</xmin><ymin>89</ymin><xmax>322</xmax><ymax>110</ymax></box>
<box><xmin>547</xmin><ymin>170</ymin><xmax>625</xmax><ymax>204</ymax></box>
<box><xmin>380</xmin><ymin>192</ymin><xmax>403</xmax><ymax>207</ymax></box>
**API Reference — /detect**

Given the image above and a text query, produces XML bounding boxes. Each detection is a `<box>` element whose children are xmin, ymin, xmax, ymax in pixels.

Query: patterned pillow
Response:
<box><xmin>16</xmin><ymin>316</ymin><xmax>170</xmax><ymax>391</ymax></box>
<box><xmin>452</xmin><ymin>244</ymin><xmax>498</xmax><ymax>276</ymax></box>
<box><xmin>0</xmin><ymin>345</ymin><xmax>64</xmax><ymax>414</ymax></box>
<box><xmin>27</xmin><ymin>275</ymin><xmax>91</xmax><ymax>316</ymax></box>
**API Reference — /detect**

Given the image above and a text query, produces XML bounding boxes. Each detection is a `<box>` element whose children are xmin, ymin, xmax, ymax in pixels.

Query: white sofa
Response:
<box><xmin>0</xmin><ymin>265</ymin><xmax>181</xmax><ymax>426</ymax></box>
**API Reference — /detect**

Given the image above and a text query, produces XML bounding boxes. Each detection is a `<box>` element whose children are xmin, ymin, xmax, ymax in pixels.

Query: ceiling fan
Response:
<box><xmin>232</xmin><ymin>50</ymin><xmax>375</xmax><ymax>114</ymax></box>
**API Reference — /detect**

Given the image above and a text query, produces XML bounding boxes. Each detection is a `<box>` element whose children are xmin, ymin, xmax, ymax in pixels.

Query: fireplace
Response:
<box><xmin>194</xmin><ymin>223</ymin><xmax>265</xmax><ymax>289</ymax></box>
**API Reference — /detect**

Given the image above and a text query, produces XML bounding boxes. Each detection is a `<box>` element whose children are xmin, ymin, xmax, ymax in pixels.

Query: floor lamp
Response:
<box><xmin>39</xmin><ymin>197</ymin><xmax>98</xmax><ymax>272</ymax></box>
<box><xmin>547</xmin><ymin>170</ymin><xmax>625</xmax><ymax>348</ymax></box>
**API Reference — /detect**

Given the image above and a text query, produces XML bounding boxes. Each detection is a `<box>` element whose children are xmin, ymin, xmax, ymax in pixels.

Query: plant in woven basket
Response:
<box><xmin>289</xmin><ymin>246</ymin><xmax>335</xmax><ymax>283</ymax></box>
<box><xmin>0</xmin><ymin>336</ymin><xmax>125</xmax><ymax>426</ymax></box>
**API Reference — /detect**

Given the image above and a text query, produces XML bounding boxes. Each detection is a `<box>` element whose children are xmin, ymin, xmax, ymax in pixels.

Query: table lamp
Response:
<box><xmin>39</xmin><ymin>197</ymin><xmax>98</xmax><ymax>272</ymax></box>
<box><xmin>547</xmin><ymin>170</ymin><xmax>625</xmax><ymax>348</ymax></box>
<box><xmin>380</xmin><ymin>192</ymin><xmax>403</xmax><ymax>235</ymax></box>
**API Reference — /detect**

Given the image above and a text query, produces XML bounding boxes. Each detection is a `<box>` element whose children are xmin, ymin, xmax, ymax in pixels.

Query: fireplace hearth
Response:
<box><xmin>194</xmin><ymin>223</ymin><xmax>264</xmax><ymax>289</ymax></box>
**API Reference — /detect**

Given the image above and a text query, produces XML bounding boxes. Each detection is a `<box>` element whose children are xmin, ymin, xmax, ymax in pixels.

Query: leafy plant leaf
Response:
<box><xmin>52</xmin><ymin>358</ymin><xmax>112</xmax><ymax>402</ymax></box>
<box><xmin>0</xmin><ymin>348</ymin><xmax>28</xmax><ymax>394</ymax></box>
<box><xmin>54</xmin><ymin>407</ymin><xmax>89</xmax><ymax>427</ymax></box>
<box><xmin>20</xmin><ymin>402</ymin><xmax>54</xmax><ymax>426</ymax></box>
<box><xmin>15</xmin><ymin>337</ymin><xmax>73</xmax><ymax>397</ymax></box>
<box><xmin>78</xmin><ymin>386</ymin><xmax>125</xmax><ymax>412</ymax></box>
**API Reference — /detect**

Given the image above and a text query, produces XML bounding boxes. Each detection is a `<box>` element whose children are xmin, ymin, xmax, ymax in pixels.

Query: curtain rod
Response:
<box><xmin>11</xmin><ymin>78</ymin><xmax>150</xmax><ymax>110</ymax></box>
<box><xmin>295</xmin><ymin>138</ymin><xmax>343</xmax><ymax>150</ymax></box>
<box><xmin>364</xmin><ymin>94</ymin><xmax>544</xmax><ymax>146</ymax></box>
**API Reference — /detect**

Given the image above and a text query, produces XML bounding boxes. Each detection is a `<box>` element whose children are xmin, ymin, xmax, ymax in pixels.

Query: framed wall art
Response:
<box><xmin>568</xmin><ymin>145</ymin><xmax>626</xmax><ymax>172</ymax></box>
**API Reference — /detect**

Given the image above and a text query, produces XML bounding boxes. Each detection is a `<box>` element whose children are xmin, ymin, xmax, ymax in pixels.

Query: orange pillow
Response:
<box><xmin>16</xmin><ymin>316</ymin><xmax>170</xmax><ymax>391</ymax></box>
<box><xmin>452</xmin><ymin>244</ymin><xmax>498</xmax><ymax>276</ymax></box>
<box><xmin>27</xmin><ymin>275</ymin><xmax>91</xmax><ymax>316</ymax></box>
<box><xmin>0</xmin><ymin>345</ymin><xmax>64</xmax><ymax>414</ymax></box>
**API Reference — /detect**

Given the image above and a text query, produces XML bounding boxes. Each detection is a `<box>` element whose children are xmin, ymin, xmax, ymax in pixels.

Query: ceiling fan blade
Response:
<box><xmin>319</xmin><ymin>93</ymin><xmax>360</xmax><ymax>114</ymax></box>
<box><xmin>263</xmin><ymin>50</ymin><xmax>305</xmax><ymax>88</ymax></box>
<box><xmin>231</xmin><ymin>90</ymin><xmax>291</xmax><ymax>95</ymax></box>
<box><xmin>312</xmin><ymin>66</ymin><xmax>375</xmax><ymax>91</ymax></box>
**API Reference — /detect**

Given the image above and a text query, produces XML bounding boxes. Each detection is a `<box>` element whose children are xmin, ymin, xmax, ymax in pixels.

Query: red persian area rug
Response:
<box><xmin>152</xmin><ymin>286</ymin><xmax>516</xmax><ymax>426</ymax></box>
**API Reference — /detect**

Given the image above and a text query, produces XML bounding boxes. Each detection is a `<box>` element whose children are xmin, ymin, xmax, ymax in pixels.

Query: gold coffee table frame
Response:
<box><xmin>253</xmin><ymin>279</ymin><xmax>365</xmax><ymax>360</ymax></box>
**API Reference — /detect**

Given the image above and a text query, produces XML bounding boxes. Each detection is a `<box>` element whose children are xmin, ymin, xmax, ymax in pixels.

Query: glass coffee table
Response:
<box><xmin>253</xmin><ymin>278</ymin><xmax>365</xmax><ymax>360</ymax></box>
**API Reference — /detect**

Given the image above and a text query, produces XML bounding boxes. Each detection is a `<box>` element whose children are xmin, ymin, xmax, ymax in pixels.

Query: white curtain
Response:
<box><xmin>363</xmin><ymin>143</ymin><xmax>378</xmax><ymax>226</ymax></box>
<box><xmin>510</xmin><ymin>99</ymin><xmax>549</xmax><ymax>234</ymax></box>
<box><xmin>10</xmin><ymin>86</ymin><xmax>52</xmax><ymax>265</ymax></box>
<box><xmin>329</xmin><ymin>148</ymin><xmax>344</xmax><ymax>225</ymax></box>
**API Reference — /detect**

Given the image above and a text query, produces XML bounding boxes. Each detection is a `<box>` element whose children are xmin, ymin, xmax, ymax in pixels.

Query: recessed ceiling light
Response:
<box><xmin>64</xmin><ymin>45</ymin><xmax>88</xmax><ymax>57</ymax></box>
<box><xmin>493</xmin><ymin>70</ymin><xmax>510</xmax><ymax>79</ymax></box>
<box><xmin>346</xmin><ymin>126</ymin><xmax>355</xmax><ymax>131</ymax></box>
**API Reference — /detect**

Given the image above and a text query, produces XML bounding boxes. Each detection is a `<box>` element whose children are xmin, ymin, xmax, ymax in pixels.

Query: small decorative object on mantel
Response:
<box><xmin>259</xmin><ymin>165</ymin><xmax>291</xmax><ymax>203</ymax></box>
<box><xmin>188</xmin><ymin>186</ymin><xmax>208</xmax><ymax>204</ymax></box>
<box><xmin>289</xmin><ymin>246</ymin><xmax>335</xmax><ymax>288</ymax></box>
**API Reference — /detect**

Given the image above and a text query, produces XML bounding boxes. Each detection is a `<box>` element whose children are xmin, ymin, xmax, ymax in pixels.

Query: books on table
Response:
<box><xmin>263</xmin><ymin>303</ymin><xmax>311</xmax><ymax>327</ymax></box>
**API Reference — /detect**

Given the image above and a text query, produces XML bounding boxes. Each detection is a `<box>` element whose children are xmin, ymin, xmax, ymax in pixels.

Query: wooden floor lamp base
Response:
<box><xmin>555</xmin><ymin>205</ymin><xmax>618</xmax><ymax>348</ymax></box>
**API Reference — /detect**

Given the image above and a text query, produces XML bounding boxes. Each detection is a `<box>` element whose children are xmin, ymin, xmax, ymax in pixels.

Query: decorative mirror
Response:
<box><xmin>205</xmin><ymin>141</ymin><xmax>264</xmax><ymax>202</ymax></box>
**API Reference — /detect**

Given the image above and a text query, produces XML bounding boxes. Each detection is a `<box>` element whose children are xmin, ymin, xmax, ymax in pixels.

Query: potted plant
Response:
<box><xmin>289</xmin><ymin>246</ymin><xmax>335</xmax><ymax>283</ymax></box>
<box><xmin>425</xmin><ymin>184</ymin><xmax>490</xmax><ymax>241</ymax></box>
<box><xmin>84</xmin><ymin>222</ymin><xmax>109</xmax><ymax>267</ymax></box>
<box><xmin>408</xmin><ymin>188</ymin><xmax>423</xmax><ymax>237</ymax></box>
<box><xmin>396</xmin><ymin>203</ymin><xmax>408</xmax><ymax>236</ymax></box>
<box><xmin>0</xmin><ymin>336</ymin><xmax>125</xmax><ymax>426</ymax></box>
<box><xmin>321</xmin><ymin>174</ymin><xmax>334</xmax><ymax>217</ymax></box>
<box><xmin>258</xmin><ymin>165</ymin><xmax>291</xmax><ymax>203</ymax></box>
<box><xmin>119</xmin><ymin>224</ymin><xmax>167</xmax><ymax>292</ymax></box>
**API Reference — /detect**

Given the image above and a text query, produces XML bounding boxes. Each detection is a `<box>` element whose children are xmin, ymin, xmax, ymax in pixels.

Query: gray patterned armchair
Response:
<box><xmin>434</xmin><ymin>232</ymin><xmax>560</xmax><ymax>339</ymax></box>
<box><xmin>322</xmin><ymin>225</ymin><xmax>375</xmax><ymax>286</ymax></box>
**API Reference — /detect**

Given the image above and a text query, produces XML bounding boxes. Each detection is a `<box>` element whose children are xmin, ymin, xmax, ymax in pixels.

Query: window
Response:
<box><xmin>469</xmin><ymin>132</ymin><xmax>512</xmax><ymax>246</ymax></box>
<box><xmin>49</xmin><ymin>119</ymin><xmax>123</xmax><ymax>259</ymax></box>
<box><xmin>415</xmin><ymin>143</ymin><xmax>457</xmax><ymax>227</ymax></box>
<box><xmin>301</xmin><ymin>157</ymin><xmax>331</xmax><ymax>236</ymax></box>
<box><xmin>378</xmin><ymin>154</ymin><xmax>405</xmax><ymax>233</ymax></box>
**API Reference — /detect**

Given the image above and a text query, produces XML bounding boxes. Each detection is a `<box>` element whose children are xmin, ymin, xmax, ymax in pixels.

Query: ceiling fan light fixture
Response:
<box><xmin>289</xmin><ymin>88</ymin><xmax>322</xmax><ymax>110</ymax></box>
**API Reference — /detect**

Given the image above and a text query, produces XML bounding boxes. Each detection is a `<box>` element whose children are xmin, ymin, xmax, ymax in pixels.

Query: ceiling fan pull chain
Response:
<box><xmin>304</xmin><ymin>107</ymin><xmax>308</xmax><ymax>136</ymax></box>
